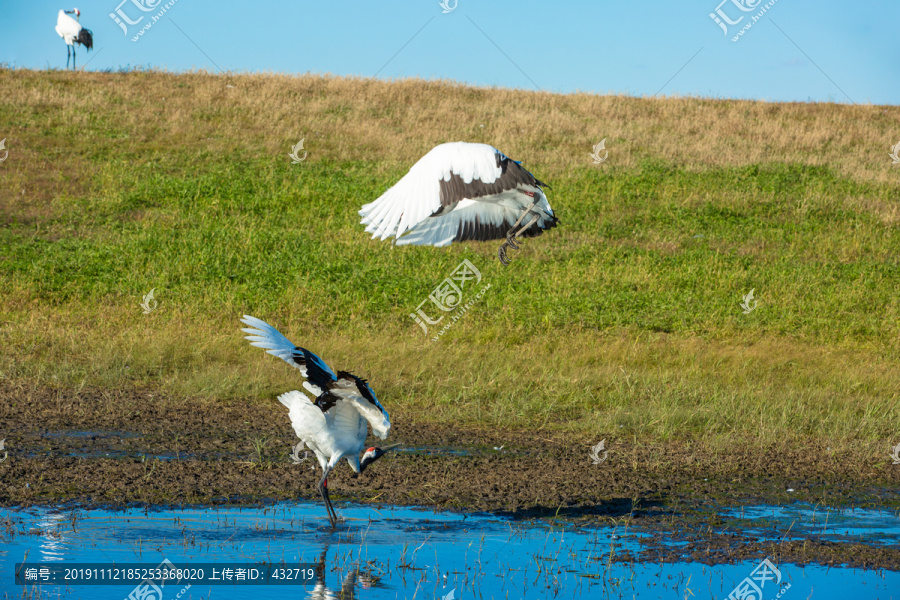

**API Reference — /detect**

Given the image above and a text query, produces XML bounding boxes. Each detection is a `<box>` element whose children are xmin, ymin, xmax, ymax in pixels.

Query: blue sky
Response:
<box><xmin>3</xmin><ymin>0</ymin><xmax>898</xmax><ymax>105</ymax></box>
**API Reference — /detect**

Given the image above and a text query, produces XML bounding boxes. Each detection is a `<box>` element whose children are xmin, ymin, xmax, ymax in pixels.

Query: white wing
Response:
<box><xmin>241</xmin><ymin>315</ymin><xmax>337</xmax><ymax>396</ymax></box>
<box><xmin>243</xmin><ymin>316</ymin><xmax>389</xmax><ymax>440</ymax></box>
<box><xmin>396</xmin><ymin>192</ymin><xmax>556</xmax><ymax>247</ymax></box>
<box><xmin>331</xmin><ymin>377</ymin><xmax>391</xmax><ymax>440</ymax></box>
<box><xmin>277</xmin><ymin>391</ymin><xmax>328</xmax><ymax>460</ymax></box>
<box><xmin>359</xmin><ymin>141</ymin><xmax>549</xmax><ymax>244</ymax></box>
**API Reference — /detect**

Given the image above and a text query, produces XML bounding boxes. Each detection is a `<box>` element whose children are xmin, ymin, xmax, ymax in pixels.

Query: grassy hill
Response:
<box><xmin>1</xmin><ymin>68</ymin><xmax>898</xmax><ymax>454</ymax></box>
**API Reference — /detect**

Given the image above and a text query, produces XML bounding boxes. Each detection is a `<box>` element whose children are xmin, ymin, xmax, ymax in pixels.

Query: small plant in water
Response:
<box><xmin>141</xmin><ymin>455</ymin><xmax>157</xmax><ymax>481</ymax></box>
<box><xmin>242</xmin><ymin>437</ymin><xmax>277</xmax><ymax>469</ymax></box>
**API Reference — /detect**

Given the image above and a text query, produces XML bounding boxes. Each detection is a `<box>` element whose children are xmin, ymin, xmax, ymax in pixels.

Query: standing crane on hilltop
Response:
<box><xmin>358</xmin><ymin>141</ymin><xmax>559</xmax><ymax>265</ymax></box>
<box><xmin>240</xmin><ymin>315</ymin><xmax>399</xmax><ymax>527</ymax></box>
<box><xmin>55</xmin><ymin>8</ymin><xmax>93</xmax><ymax>70</ymax></box>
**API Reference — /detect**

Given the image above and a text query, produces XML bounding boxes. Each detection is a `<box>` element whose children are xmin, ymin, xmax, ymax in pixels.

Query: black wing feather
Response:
<box><xmin>437</xmin><ymin>152</ymin><xmax>549</xmax><ymax>209</ymax></box>
<box><xmin>298</xmin><ymin>347</ymin><xmax>338</xmax><ymax>396</ymax></box>
<box><xmin>314</xmin><ymin>391</ymin><xmax>339</xmax><ymax>413</ymax></box>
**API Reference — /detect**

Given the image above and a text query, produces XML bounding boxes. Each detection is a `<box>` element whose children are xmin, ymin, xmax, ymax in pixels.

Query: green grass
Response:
<box><xmin>6</xmin><ymin>159</ymin><xmax>898</xmax><ymax>338</ymax></box>
<box><xmin>1</xmin><ymin>68</ymin><xmax>899</xmax><ymax>451</ymax></box>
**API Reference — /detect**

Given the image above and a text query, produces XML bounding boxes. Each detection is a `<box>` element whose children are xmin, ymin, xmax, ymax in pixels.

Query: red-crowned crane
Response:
<box><xmin>240</xmin><ymin>315</ymin><xmax>398</xmax><ymax>527</ymax></box>
<box><xmin>359</xmin><ymin>141</ymin><xmax>558</xmax><ymax>265</ymax></box>
<box><xmin>55</xmin><ymin>8</ymin><xmax>93</xmax><ymax>71</ymax></box>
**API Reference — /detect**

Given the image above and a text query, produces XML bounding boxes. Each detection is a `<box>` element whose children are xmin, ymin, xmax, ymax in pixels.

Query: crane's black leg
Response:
<box><xmin>66</xmin><ymin>46</ymin><xmax>70</xmax><ymax>70</ymax></box>
<box><xmin>317</xmin><ymin>468</ymin><xmax>337</xmax><ymax>527</ymax></box>
<box><xmin>498</xmin><ymin>243</ymin><xmax>511</xmax><ymax>266</ymax></box>
<box><xmin>72</xmin><ymin>46</ymin><xmax>76</xmax><ymax>71</ymax></box>
<box><xmin>323</xmin><ymin>482</ymin><xmax>341</xmax><ymax>526</ymax></box>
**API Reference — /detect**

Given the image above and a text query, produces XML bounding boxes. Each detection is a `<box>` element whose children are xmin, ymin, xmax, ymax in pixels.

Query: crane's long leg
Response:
<box><xmin>317</xmin><ymin>467</ymin><xmax>337</xmax><ymax>527</ymax></box>
<box><xmin>72</xmin><ymin>46</ymin><xmax>76</xmax><ymax>71</ymax></box>
<box><xmin>505</xmin><ymin>194</ymin><xmax>542</xmax><ymax>249</ymax></box>
<box><xmin>498</xmin><ymin>214</ymin><xmax>541</xmax><ymax>266</ymax></box>
<box><xmin>66</xmin><ymin>46</ymin><xmax>71</xmax><ymax>70</ymax></box>
<box><xmin>498</xmin><ymin>194</ymin><xmax>543</xmax><ymax>265</ymax></box>
<box><xmin>323</xmin><ymin>481</ymin><xmax>340</xmax><ymax>526</ymax></box>
<box><xmin>515</xmin><ymin>213</ymin><xmax>541</xmax><ymax>240</ymax></box>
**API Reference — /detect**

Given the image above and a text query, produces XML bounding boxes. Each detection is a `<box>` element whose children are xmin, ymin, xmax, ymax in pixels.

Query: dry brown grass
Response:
<box><xmin>2</xmin><ymin>68</ymin><xmax>898</xmax><ymax>200</ymax></box>
<box><xmin>2</xmin><ymin>301</ymin><xmax>897</xmax><ymax>447</ymax></box>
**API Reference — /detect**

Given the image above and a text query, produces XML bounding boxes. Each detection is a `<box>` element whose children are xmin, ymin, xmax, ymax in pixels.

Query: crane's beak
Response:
<box><xmin>367</xmin><ymin>442</ymin><xmax>403</xmax><ymax>461</ymax></box>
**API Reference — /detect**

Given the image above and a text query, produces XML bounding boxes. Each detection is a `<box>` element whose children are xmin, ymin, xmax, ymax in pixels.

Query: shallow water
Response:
<box><xmin>1</xmin><ymin>502</ymin><xmax>898</xmax><ymax>599</ymax></box>
<box><xmin>720</xmin><ymin>503</ymin><xmax>900</xmax><ymax>546</ymax></box>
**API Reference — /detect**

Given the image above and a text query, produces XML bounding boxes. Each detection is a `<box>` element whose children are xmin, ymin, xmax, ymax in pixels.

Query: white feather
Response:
<box><xmin>55</xmin><ymin>10</ymin><xmax>82</xmax><ymax>45</ymax></box>
<box><xmin>360</xmin><ymin>141</ymin><xmax>546</xmax><ymax>245</ymax></box>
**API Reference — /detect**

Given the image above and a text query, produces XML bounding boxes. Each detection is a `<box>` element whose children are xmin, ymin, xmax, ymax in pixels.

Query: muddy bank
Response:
<box><xmin>1</xmin><ymin>384</ymin><xmax>897</xmax><ymax>512</ymax></box>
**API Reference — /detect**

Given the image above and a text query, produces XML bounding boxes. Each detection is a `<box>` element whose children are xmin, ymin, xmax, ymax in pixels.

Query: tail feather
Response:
<box><xmin>77</xmin><ymin>28</ymin><xmax>93</xmax><ymax>50</ymax></box>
